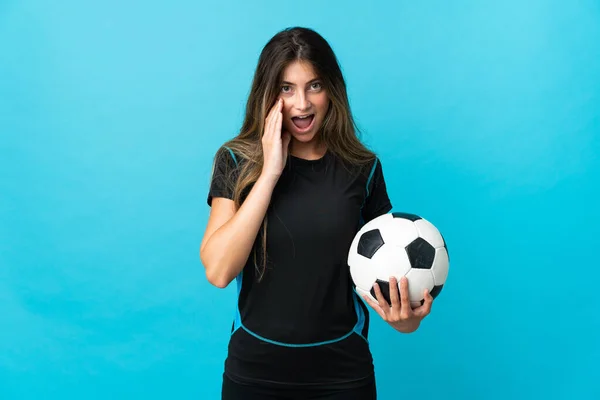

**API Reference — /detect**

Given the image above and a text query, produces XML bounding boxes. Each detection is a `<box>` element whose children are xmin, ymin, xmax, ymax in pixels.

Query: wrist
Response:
<box><xmin>259</xmin><ymin>169</ymin><xmax>281</xmax><ymax>186</ymax></box>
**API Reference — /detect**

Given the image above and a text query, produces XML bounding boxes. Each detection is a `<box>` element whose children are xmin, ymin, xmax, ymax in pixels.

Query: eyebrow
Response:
<box><xmin>281</xmin><ymin>78</ymin><xmax>321</xmax><ymax>86</ymax></box>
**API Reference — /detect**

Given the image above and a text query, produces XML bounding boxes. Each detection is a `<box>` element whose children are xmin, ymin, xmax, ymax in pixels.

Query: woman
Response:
<box><xmin>200</xmin><ymin>26</ymin><xmax>433</xmax><ymax>400</ymax></box>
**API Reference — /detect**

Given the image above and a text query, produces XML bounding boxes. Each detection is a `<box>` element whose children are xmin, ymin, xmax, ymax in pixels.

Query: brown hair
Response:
<box><xmin>216</xmin><ymin>27</ymin><xmax>376</xmax><ymax>281</ymax></box>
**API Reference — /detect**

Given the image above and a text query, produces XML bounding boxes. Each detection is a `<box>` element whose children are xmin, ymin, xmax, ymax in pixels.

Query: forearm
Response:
<box><xmin>201</xmin><ymin>174</ymin><xmax>278</xmax><ymax>288</ymax></box>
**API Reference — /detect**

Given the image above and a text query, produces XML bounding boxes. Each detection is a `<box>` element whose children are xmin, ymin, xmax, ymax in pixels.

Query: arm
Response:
<box><xmin>200</xmin><ymin>98</ymin><xmax>291</xmax><ymax>288</ymax></box>
<box><xmin>200</xmin><ymin>174</ymin><xmax>278</xmax><ymax>288</ymax></box>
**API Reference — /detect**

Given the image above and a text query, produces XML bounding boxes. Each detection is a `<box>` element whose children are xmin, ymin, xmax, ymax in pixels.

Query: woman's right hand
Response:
<box><xmin>261</xmin><ymin>98</ymin><xmax>292</xmax><ymax>179</ymax></box>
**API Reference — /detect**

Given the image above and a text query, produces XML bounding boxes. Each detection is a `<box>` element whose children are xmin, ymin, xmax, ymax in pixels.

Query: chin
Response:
<box><xmin>290</xmin><ymin>130</ymin><xmax>318</xmax><ymax>143</ymax></box>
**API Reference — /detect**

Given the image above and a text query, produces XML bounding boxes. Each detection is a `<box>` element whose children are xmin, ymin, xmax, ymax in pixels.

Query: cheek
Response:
<box><xmin>313</xmin><ymin>95</ymin><xmax>330</xmax><ymax>113</ymax></box>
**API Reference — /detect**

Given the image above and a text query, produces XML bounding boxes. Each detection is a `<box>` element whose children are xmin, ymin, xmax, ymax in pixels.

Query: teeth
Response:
<box><xmin>296</xmin><ymin>115</ymin><xmax>312</xmax><ymax>119</ymax></box>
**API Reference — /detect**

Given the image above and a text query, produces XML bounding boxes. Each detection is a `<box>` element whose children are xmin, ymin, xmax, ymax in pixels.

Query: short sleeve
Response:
<box><xmin>361</xmin><ymin>157</ymin><xmax>393</xmax><ymax>224</ymax></box>
<box><xmin>207</xmin><ymin>146</ymin><xmax>239</xmax><ymax>206</ymax></box>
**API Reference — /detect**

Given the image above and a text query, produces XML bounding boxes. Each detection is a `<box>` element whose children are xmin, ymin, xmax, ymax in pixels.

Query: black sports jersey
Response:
<box><xmin>207</xmin><ymin>145</ymin><xmax>393</xmax><ymax>389</ymax></box>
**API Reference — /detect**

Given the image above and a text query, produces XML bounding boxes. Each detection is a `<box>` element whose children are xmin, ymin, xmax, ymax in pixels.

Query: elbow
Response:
<box><xmin>206</xmin><ymin>271</ymin><xmax>231</xmax><ymax>289</ymax></box>
<box><xmin>200</xmin><ymin>253</ymin><xmax>233</xmax><ymax>289</ymax></box>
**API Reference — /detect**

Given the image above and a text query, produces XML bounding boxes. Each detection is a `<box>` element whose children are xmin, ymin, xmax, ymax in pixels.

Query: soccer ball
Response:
<box><xmin>348</xmin><ymin>212</ymin><xmax>450</xmax><ymax>308</ymax></box>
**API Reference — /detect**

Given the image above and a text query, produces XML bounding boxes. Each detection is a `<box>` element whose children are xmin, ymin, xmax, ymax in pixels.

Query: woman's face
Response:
<box><xmin>278</xmin><ymin>61</ymin><xmax>330</xmax><ymax>144</ymax></box>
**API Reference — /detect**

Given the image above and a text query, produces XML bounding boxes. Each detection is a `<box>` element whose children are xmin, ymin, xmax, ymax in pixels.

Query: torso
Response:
<box><xmin>224</xmin><ymin>150</ymin><xmax>389</xmax><ymax>388</ymax></box>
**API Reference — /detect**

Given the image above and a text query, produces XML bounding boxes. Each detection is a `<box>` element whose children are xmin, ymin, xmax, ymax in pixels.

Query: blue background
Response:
<box><xmin>1</xmin><ymin>1</ymin><xmax>599</xmax><ymax>399</ymax></box>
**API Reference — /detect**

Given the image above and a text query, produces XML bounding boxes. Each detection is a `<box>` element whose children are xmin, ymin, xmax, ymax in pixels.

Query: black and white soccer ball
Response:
<box><xmin>348</xmin><ymin>212</ymin><xmax>450</xmax><ymax>308</ymax></box>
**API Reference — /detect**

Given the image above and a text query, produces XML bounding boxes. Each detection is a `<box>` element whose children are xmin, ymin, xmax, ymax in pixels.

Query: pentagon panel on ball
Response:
<box><xmin>348</xmin><ymin>212</ymin><xmax>450</xmax><ymax>309</ymax></box>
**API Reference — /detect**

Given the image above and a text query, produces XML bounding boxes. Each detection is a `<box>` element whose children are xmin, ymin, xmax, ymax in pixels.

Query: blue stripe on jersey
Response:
<box><xmin>241</xmin><ymin>324</ymin><xmax>359</xmax><ymax>348</ymax></box>
<box><xmin>233</xmin><ymin>272</ymin><xmax>243</xmax><ymax>333</ymax></box>
<box><xmin>352</xmin><ymin>289</ymin><xmax>368</xmax><ymax>342</ymax></box>
<box><xmin>223</xmin><ymin>146</ymin><xmax>238</xmax><ymax>166</ymax></box>
<box><xmin>365</xmin><ymin>158</ymin><xmax>378</xmax><ymax>198</ymax></box>
<box><xmin>359</xmin><ymin>158</ymin><xmax>378</xmax><ymax>227</ymax></box>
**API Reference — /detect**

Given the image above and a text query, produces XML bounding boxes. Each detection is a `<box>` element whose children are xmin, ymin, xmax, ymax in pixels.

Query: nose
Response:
<box><xmin>294</xmin><ymin>91</ymin><xmax>311</xmax><ymax>112</ymax></box>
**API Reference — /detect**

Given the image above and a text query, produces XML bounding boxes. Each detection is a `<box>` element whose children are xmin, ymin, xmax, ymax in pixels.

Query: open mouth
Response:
<box><xmin>291</xmin><ymin>114</ymin><xmax>315</xmax><ymax>132</ymax></box>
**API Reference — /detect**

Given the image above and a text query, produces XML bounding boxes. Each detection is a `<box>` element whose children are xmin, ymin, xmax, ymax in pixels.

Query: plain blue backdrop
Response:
<box><xmin>1</xmin><ymin>0</ymin><xmax>599</xmax><ymax>399</ymax></box>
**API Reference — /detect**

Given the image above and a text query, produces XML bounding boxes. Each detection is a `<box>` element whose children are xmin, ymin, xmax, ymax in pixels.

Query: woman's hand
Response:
<box><xmin>363</xmin><ymin>276</ymin><xmax>433</xmax><ymax>333</ymax></box>
<box><xmin>261</xmin><ymin>98</ymin><xmax>292</xmax><ymax>179</ymax></box>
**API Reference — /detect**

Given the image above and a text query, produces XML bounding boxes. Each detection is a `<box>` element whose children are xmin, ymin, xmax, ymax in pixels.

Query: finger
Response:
<box><xmin>363</xmin><ymin>294</ymin><xmax>386</xmax><ymax>320</ymax></box>
<box><xmin>399</xmin><ymin>277</ymin><xmax>412</xmax><ymax>316</ymax></box>
<box><xmin>269</xmin><ymin>97</ymin><xmax>281</xmax><ymax>117</ymax></box>
<box><xmin>425</xmin><ymin>288</ymin><xmax>433</xmax><ymax>307</ymax></box>
<box><xmin>275</xmin><ymin>103</ymin><xmax>283</xmax><ymax>137</ymax></box>
<box><xmin>372</xmin><ymin>282</ymin><xmax>391</xmax><ymax>315</ymax></box>
<box><xmin>272</xmin><ymin>97</ymin><xmax>282</xmax><ymax>120</ymax></box>
<box><xmin>264</xmin><ymin>99</ymin><xmax>280</xmax><ymax>138</ymax></box>
<box><xmin>388</xmin><ymin>276</ymin><xmax>401</xmax><ymax>310</ymax></box>
<box><xmin>271</xmin><ymin>98</ymin><xmax>284</xmax><ymax>135</ymax></box>
<box><xmin>263</xmin><ymin>111</ymin><xmax>272</xmax><ymax>140</ymax></box>
<box><xmin>413</xmin><ymin>289</ymin><xmax>433</xmax><ymax>318</ymax></box>
<box><xmin>264</xmin><ymin>100</ymin><xmax>279</xmax><ymax>139</ymax></box>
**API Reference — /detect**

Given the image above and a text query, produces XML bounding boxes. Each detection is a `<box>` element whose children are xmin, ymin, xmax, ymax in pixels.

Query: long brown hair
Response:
<box><xmin>216</xmin><ymin>27</ymin><xmax>376</xmax><ymax>281</ymax></box>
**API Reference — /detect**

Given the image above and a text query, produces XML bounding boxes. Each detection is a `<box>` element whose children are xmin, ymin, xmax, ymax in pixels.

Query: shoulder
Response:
<box><xmin>342</xmin><ymin>153</ymin><xmax>383</xmax><ymax>182</ymax></box>
<box><xmin>212</xmin><ymin>144</ymin><xmax>247</xmax><ymax>178</ymax></box>
<box><xmin>213</xmin><ymin>145</ymin><xmax>239</xmax><ymax>167</ymax></box>
<box><xmin>366</xmin><ymin>156</ymin><xmax>382</xmax><ymax>176</ymax></box>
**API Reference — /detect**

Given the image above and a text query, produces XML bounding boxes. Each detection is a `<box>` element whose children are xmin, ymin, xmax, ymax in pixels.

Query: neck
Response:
<box><xmin>290</xmin><ymin>138</ymin><xmax>327</xmax><ymax>160</ymax></box>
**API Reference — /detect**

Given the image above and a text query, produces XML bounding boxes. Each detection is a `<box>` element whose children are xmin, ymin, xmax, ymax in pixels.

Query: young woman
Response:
<box><xmin>200</xmin><ymin>26</ymin><xmax>434</xmax><ymax>400</ymax></box>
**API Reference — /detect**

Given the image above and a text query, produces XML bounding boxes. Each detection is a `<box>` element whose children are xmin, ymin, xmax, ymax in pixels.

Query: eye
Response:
<box><xmin>281</xmin><ymin>85</ymin><xmax>291</xmax><ymax>93</ymax></box>
<box><xmin>310</xmin><ymin>82</ymin><xmax>322</xmax><ymax>91</ymax></box>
